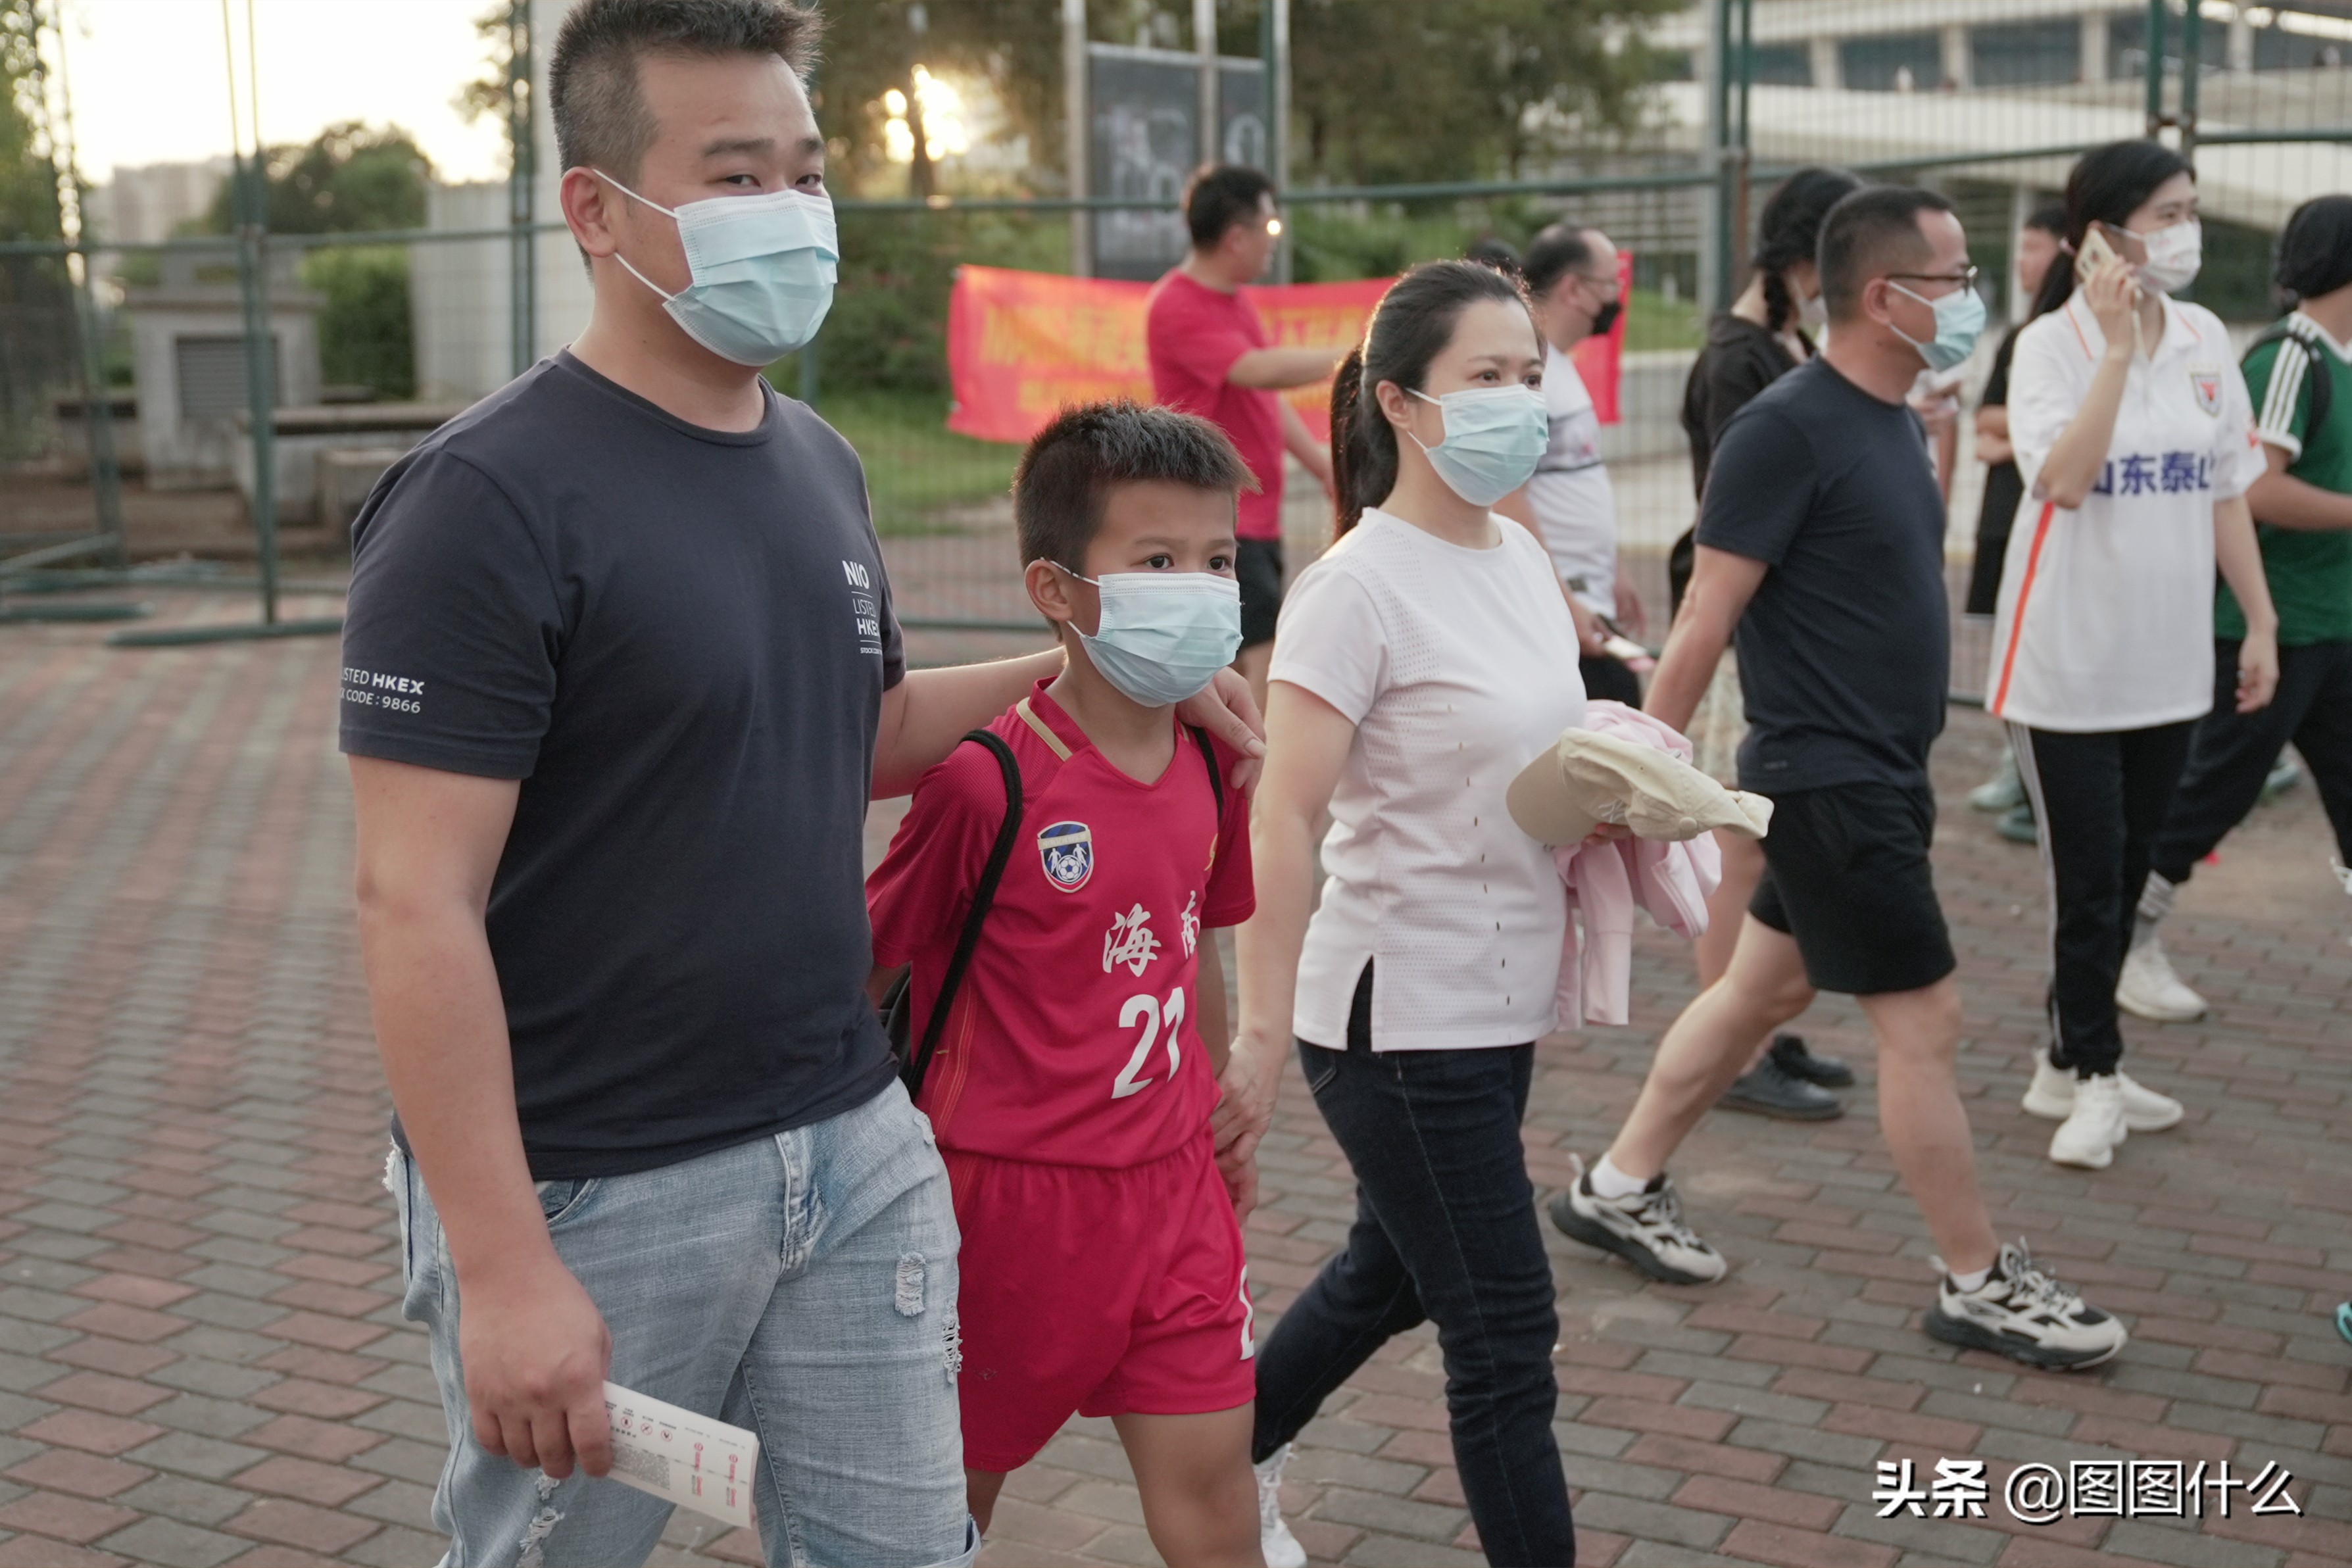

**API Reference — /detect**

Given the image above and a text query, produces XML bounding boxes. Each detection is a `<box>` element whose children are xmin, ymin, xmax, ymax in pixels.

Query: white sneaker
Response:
<box><xmin>2020</xmin><ymin>1054</ymin><xmax>2184</xmax><ymax>1131</ymax></box>
<box><xmin>1924</xmin><ymin>1240</ymin><xmax>2128</xmax><ymax>1370</ymax></box>
<box><xmin>2117</xmin><ymin>937</ymin><xmax>2207</xmax><ymax>1021</ymax></box>
<box><xmin>1254</xmin><ymin>1444</ymin><xmax>1306</xmax><ymax>1568</ymax></box>
<box><xmin>2047</xmin><ymin>1074</ymin><xmax>2128</xmax><ymax>1168</ymax></box>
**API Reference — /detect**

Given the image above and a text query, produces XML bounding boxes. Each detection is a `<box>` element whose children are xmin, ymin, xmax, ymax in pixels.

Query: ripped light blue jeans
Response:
<box><xmin>389</xmin><ymin>1079</ymin><xmax>976</xmax><ymax>1568</ymax></box>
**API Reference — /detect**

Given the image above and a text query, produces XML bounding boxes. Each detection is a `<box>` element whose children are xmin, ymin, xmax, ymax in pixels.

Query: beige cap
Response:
<box><xmin>1507</xmin><ymin>727</ymin><xmax>1773</xmax><ymax>846</ymax></box>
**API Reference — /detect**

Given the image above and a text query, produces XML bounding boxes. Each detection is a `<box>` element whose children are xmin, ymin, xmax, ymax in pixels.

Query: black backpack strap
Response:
<box><xmin>1188</xmin><ymin>724</ymin><xmax>1224</xmax><ymax>818</ymax></box>
<box><xmin>901</xmin><ymin>729</ymin><xmax>1024</xmax><ymax>1098</ymax></box>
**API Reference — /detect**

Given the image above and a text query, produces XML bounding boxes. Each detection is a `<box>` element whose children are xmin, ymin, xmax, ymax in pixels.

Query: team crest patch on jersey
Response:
<box><xmin>2190</xmin><ymin>366</ymin><xmax>2223</xmax><ymax>416</ymax></box>
<box><xmin>1037</xmin><ymin>821</ymin><xmax>1094</xmax><ymax>892</ymax></box>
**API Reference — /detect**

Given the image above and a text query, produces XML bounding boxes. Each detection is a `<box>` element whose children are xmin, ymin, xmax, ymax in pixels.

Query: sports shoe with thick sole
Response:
<box><xmin>2046</xmin><ymin>1074</ymin><xmax>2128</xmax><ymax>1169</ymax></box>
<box><xmin>1923</xmin><ymin>1241</ymin><xmax>2128</xmax><ymax>1370</ymax></box>
<box><xmin>1548</xmin><ymin>1158</ymin><xmax>1727</xmax><ymax>1285</ymax></box>
<box><xmin>2117</xmin><ymin>937</ymin><xmax>2208</xmax><ymax>1022</ymax></box>
<box><xmin>2020</xmin><ymin>1055</ymin><xmax>2183</xmax><ymax>1132</ymax></box>
<box><xmin>1253</xmin><ymin>1444</ymin><xmax>1306</xmax><ymax>1568</ymax></box>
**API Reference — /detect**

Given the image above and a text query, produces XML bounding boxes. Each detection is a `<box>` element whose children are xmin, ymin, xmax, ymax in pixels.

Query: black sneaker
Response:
<box><xmin>1721</xmin><ymin>1056</ymin><xmax>1844</xmax><ymax>1120</ymax></box>
<box><xmin>1923</xmin><ymin>1241</ymin><xmax>2127</xmax><ymax>1370</ymax></box>
<box><xmin>1768</xmin><ymin>1033</ymin><xmax>1853</xmax><ymax>1089</ymax></box>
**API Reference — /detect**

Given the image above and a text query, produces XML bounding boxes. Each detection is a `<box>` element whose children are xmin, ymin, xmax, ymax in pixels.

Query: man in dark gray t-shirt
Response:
<box><xmin>343</xmin><ymin>6</ymin><xmax>1260</xmax><ymax>1564</ymax></box>
<box><xmin>1547</xmin><ymin>187</ymin><xmax>2127</xmax><ymax>1377</ymax></box>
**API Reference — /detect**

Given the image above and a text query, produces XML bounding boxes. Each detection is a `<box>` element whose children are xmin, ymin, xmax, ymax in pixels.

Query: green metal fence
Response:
<box><xmin>3</xmin><ymin>0</ymin><xmax>2349</xmax><ymax>670</ymax></box>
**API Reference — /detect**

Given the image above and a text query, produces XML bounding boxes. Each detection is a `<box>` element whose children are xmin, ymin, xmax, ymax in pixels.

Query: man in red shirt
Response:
<box><xmin>1147</xmin><ymin>164</ymin><xmax>1343</xmax><ymax>705</ymax></box>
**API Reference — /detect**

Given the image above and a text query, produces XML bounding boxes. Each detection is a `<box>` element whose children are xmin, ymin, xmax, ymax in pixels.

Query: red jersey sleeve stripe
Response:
<box><xmin>1990</xmin><ymin>499</ymin><xmax>2059</xmax><ymax>718</ymax></box>
<box><xmin>2063</xmin><ymin>302</ymin><xmax>2092</xmax><ymax>360</ymax></box>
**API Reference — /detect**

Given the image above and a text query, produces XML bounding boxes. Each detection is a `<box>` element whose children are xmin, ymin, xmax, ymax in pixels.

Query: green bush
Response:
<box><xmin>304</xmin><ymin>246</ymin><xmax>414</xmax><ymax>399</ymax></box>
<box><xmin>806</xmin><ymin>209</ymin><xmax>1075</xmax><ymax>397</ymax></box>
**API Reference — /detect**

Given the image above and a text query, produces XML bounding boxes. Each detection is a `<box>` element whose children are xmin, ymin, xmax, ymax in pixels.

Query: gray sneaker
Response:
<box><xmin>1548</xmin><ymin>1156</ymin><xmax>1727</xmax><ymax>1285</ymax></box>
<box><xmin>1923</xmin><ymin>1241</ymin><xmax>2127</xmax><ymax>1370</ymax></box>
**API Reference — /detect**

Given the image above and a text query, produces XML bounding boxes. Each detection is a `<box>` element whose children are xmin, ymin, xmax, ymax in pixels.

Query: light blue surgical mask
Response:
<box><xmin>1407</xmin><ymin>384</ymin><xmax>1549</xmax><ymax>507</ymax></box>
<box><xmin>1889</xmin><ymin>280</ymin><xmax>1987</xmax><ymax>373</ymax></box>
<box><xmin>1054</xmin><ymin>567</ymin><xmax>1242</xmax><ymax>707</ymax></box>
<box><xmin>595</xmin><ymin>171</ymin><xmax>837</xmax><ymax>366</ymax></box>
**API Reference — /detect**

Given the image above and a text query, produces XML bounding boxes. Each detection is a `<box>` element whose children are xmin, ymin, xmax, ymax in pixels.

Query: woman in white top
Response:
<box><xmin>1215</xmin><ymin>260</ymin><xmax>1586</xmax><ymax>1567</ymax></box>
<box><xmin>1991</xmin><ymin>139</ymin><xmax>2279</xmax><ymax>1171</ymax></box>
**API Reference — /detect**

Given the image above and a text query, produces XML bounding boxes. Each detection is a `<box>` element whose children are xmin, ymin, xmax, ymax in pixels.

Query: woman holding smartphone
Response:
<box><xmin>1989</xmin><ymin>139</ymin><xmax>2279</xmax><ymax>1170</ymax></box>
<box><xmin>1215</xmin><ymin>259</ymin><xmax>1586</xmax><ymax>1568</ymax></box>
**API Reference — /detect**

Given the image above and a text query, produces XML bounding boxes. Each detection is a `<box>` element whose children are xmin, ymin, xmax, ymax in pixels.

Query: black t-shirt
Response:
<box><xmin>339</xmin><ymin>351</ymin><xmax>907</xmax><ymax>1179</ymax></box>
<box><xmin>1696</xmin><ymin>357</ymin><xmax>1949</xmax><ymax>793</ymax></box>
<box><xmin>1681</xmin><ymin>312</ymin><xmax>1809</xmax><ymax>500</ymax></box>
<box><xmin>1975</xmin><ymin>325</ymin><xmax>2025</xmax><ymax>545</ymax></box>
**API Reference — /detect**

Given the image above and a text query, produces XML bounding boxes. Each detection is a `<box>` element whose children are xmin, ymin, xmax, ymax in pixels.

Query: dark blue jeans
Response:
<box><xmin>1251</xmin><ymin>965</ymin><xmax>1574</xmax><ymax>1567</ymax></box>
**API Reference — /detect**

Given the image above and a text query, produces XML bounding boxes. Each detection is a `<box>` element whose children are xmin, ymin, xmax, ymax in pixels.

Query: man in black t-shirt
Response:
<box><xmin>1547</xmin><ymin>187</ymin><xmax>2128</xmax><ymax>1373</ymax></box>
<box><xmin>341</xmin><ymin>5</ymin><xmax>1260</xmax><ymax>1564</ymax></box>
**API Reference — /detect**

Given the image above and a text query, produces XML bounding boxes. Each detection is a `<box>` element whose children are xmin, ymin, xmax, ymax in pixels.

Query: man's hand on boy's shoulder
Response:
<box><xmin>1178</xmin><ymin>669</ymin><xmax>1267</xmax><ymax>793</ymax></box>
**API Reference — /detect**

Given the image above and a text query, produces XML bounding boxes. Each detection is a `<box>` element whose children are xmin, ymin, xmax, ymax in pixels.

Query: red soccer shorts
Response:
<box><xmin>945</xmin><ymin>1133</ymin><xmax>1258</xmax><ymax>1473</ymax></box>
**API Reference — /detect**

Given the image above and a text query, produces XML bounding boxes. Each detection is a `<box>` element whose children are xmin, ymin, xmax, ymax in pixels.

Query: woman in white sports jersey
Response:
<box><xmin>1212</xmin><ymin>260</ymin><xmax>1587</xmax><ymax>1568</ymax></box>
<box><xmin>1990</xmin><ymin>140</ymin><xmax>2280</xmax><ymax>1171</ymax></box>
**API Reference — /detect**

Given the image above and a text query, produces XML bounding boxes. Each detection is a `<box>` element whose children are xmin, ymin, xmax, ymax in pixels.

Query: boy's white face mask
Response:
<box><xmin>1053</xmin><ymin>568</ymin><xmax>1242</xmax><ymax>706</ymax></box>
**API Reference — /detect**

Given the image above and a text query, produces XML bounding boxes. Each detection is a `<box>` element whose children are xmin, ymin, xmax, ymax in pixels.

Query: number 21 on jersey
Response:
<box><xmin>1112</xmin><ymin>985</ymin><xmax>1186</xmax><ymax>1100</ymax></box>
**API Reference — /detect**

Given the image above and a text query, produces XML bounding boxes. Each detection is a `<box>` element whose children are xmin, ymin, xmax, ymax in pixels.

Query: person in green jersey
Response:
<box><xmin>2122</xmin><ymin>194</ymin><xmax>2352</xmax><ymax>1022</ymax></box>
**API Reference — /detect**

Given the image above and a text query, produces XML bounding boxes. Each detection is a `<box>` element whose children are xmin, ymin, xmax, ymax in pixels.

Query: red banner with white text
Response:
<box><xmin>945</xmin><ymin>262</ymin><xmax>1625</xmax><ymax>446</ymax></box>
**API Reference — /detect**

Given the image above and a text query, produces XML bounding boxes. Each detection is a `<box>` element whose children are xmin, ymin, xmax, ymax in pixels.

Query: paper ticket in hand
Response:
<box><xmin>601</xmin><ymin>1383</ymin><xmax>759</xmax><ymax>1528</ymax></box>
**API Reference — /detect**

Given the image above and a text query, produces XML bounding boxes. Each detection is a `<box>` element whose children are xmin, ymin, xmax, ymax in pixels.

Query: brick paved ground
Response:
<box><xmin>0</xmin><ymin>587</ymin><xmax>2345</xmax><ymax>1568</ymax></box>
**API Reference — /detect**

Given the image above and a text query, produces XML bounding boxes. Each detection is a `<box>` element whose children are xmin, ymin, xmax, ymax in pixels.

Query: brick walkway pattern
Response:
<box><xmin>0</xmin><ymin>589</ymin><xmax>2345</xmax><ymax>1568</ymax></box>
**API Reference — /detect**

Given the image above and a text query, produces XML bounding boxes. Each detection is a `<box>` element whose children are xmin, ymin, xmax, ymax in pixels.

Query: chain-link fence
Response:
<box><xmin>5</xmin><ymin>0</ymin><xmax>2349</xmax><ymax>667</ymax></box>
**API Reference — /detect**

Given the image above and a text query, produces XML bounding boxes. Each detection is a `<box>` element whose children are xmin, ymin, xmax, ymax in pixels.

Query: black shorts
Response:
<box><xmin>1238</xmin><ymin>537</ymin><xmax>1284</xmax><ymax>649</ymax></box>
<box><xmin>1748</xmin><ymin>781</ymin><xmax>1955</xmax><ymax>996</ymax></box>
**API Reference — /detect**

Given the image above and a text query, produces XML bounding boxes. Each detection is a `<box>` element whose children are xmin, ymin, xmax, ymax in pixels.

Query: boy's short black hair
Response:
<box><xmin>1014</xmin><ymin>401</ymin><xmax>1256</xmax><ymax>570</ymax></box>
<box><xmin>1183</xmin><ymin>164</ymin><xmax>1275</xmax><ymax>250</ymax></box>
<box><xmin>1819</xmin><ymin>185</ymin><xmax>1956</xmax><ymax>322</ymax></box>
<box><xmin>551</xmin><ymin>0</ymin><xmax>820</xmax><ymax>181</ymax></box>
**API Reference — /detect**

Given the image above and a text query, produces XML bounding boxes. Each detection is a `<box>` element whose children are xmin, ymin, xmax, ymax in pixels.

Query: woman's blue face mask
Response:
<box><xmin>1406</xmin><ymin>384</ymin><xmax>1550</xmax><ymax>507</ymax></box>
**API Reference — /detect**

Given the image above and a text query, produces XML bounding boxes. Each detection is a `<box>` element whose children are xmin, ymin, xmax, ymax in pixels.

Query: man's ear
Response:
<box><xmin>560</xmin><ymin>167</ymin><xmax>620</xmax><ymax>260</ymax></box>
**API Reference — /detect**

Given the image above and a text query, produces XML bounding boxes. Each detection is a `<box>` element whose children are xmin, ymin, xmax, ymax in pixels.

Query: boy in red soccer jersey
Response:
<box><xmin>866</xmin><ymin>401</ymin><xmax>1263</xmax><ymax>1566</ymax></box>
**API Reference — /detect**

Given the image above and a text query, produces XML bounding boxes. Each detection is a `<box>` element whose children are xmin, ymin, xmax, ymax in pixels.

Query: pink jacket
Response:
<box><xmin>1552</xmin><ymin>702</ymin><xmax>1723</xmax><ymax>1027</ymax></box>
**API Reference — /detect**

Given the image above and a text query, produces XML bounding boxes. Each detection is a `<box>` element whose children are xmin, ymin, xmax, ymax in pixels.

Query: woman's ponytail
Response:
<box><xmin>1759</xmin><ymin>268</ymin><xmax>1795</xmax><ymax>334</ymax></box>
<box><xmin>1329</xmin><ymin>346</ymin><xmax>1388</xmax><ymax>539</ymax></box>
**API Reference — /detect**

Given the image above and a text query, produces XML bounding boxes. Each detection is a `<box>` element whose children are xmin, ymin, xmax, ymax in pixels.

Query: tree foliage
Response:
<box><xmin>1290</xmin><ymin>0</ymin><xmax>1682</xmax><ymax>185</ymax></box>
<box><xmin>808</xmin><ymin>0</ymin><xmax>1062</xmax><ymax>196</ymax></box>
<box><xmin>203</xmin><ymin>121</ymin><xmax>431</xmax><ymax>235</ymax></box>
<box><xmin>801</xmin><ymin>1</ymin><xmax>1676</xmax><ymax>197</ymax></box>
<box><xmin>0</xmin><ymin>0</ymin><xmax>60</xmax><ymax>241</ymax></box>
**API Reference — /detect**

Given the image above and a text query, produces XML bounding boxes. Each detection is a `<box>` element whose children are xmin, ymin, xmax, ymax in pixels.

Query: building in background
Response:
<box><xmin>85</xmin><ymin>159</ymin><xmax>233</xmax><ymax>247</ymax></box>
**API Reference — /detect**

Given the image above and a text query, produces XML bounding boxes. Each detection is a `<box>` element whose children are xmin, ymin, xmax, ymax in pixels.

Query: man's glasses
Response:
<box><xmin>1888</xmin><ymin>265</ymin><xmax>1981</xmax><ymax>294</ymax></box>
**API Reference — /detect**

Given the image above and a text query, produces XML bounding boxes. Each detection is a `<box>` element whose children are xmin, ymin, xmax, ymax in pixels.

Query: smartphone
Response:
<box><xmin>2083</xmin><ymin>221</ymin><xmax>2147</xmax><ymax>274</ymax></box>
